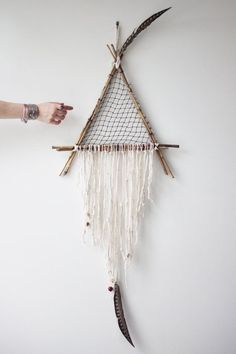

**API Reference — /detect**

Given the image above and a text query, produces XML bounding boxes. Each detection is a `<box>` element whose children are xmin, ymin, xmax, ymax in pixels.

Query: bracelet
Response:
<box><xmin>21</xmin><ymin>104</ymin><xmax>39</xmax><ymax>123</ymax></box>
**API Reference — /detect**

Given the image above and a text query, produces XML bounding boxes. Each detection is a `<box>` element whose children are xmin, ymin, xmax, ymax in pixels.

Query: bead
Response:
<box><xmin>108</xmin><ymin>286</ymin><xmax>114</xmax><ymax>292</ymax></box>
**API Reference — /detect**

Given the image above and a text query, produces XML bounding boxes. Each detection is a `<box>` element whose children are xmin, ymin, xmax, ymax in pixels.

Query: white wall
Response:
<box><xmin>0</xmin><ymin>0</ymin><xmax>236</xmax><ymax>353</ymax></box>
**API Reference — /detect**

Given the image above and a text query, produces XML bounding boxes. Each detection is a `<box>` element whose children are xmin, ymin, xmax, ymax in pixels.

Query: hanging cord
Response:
<box><xmin>114</xmin><ymin>21</ymin><xmax>121</xmax><ymax>68</ymax></box>
<box><xmin>115</xmin><ymin>21</ymin><xmax>120</xmax><ymax>52</ymax></box>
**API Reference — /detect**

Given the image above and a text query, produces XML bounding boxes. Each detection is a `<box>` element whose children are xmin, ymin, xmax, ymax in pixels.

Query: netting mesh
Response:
<box><xmin>81</xmin><ymin>70</ymin><xmax>152</xmax><ymax>146</ymax></box>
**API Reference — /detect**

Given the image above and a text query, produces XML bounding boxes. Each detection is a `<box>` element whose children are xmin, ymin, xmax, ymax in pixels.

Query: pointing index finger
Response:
<box><xmin>63</xmin><ymin>105</ymin><xmax>74</xmax><ymax>110</ymax></box>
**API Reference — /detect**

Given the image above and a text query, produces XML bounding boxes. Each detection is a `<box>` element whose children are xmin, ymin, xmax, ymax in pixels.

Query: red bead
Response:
<box><xmin>108</xmin><ymin>286</ymin><xmax>113</xmax><ymax>292</ymax></box>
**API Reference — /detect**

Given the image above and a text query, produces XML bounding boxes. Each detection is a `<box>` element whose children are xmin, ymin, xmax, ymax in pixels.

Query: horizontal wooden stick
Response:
<box><xmin>158</xmin><ymin>144</ymin><xmax>179</xmax><ymax>148</ymax></box>
<box><xmin>52</xmin><ymin>143</ymin><xmax>179</xmax><ymax>152</ymax></box>
<box><xmin>52</xmin><ymin>146</ymin><xmax>74</xmax><ymax>151</ymax></box>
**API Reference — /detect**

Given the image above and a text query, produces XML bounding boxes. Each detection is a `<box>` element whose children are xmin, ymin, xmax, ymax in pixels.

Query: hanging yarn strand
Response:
<box><xmin>78</xmin><ymin>144</ymin><xmax>154</xmax><ymax>284</ymax></box>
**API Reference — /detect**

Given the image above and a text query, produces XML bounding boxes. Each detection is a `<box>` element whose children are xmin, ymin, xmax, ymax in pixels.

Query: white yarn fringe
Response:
<box><xmin>77</xmin><ymin>148</ymin><xmax>154</xmax><ymax>284</ymax></box>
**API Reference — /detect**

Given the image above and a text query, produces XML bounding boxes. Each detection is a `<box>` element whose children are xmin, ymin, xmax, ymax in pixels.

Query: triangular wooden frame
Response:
<box><xmin>53</xmin><ymin>9</ymin><xmax>179</xmax><ymax>177</ymax></box>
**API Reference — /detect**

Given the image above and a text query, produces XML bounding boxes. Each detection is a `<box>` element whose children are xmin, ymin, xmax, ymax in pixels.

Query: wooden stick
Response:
<box><xmin>107</xmin><ymin>45</ymin><xmax>175</xmax><ymax>177</ymax></box>
<box><xmin>118</xmin><ymin>65</ymin><xmax>174</xmax><ymax>177</ymax></box>
<box><xmin>110</xmin><ymin>44</ymin><xmax>117</xmax><ymax>58</ymax></box>
<box><xmin>107</xmin><ymin>44</ymin><xmax>116</xmax><ymax>60</ymax></box>
<box><xmin>52</xmin><ymin>146</ymin><xmax>74</xmax><ymax>151</ymax></box>
<box><xmin>158</xmin><ymin>144</ymin><xmax>179</xmax><ymax>148</ymax></box>
<box><xmin>52</xmin><ymin>143</ymin><xmax>179</xmax><ymax>152</ymax></box>
<box><xmin>57</xmin><ymin>64</ymin><xmax>118</xmax><ymax>176</ymax></box>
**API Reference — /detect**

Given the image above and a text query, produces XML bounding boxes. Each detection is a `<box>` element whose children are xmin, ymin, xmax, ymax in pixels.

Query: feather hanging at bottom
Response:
<box><xmin>113</xmin><ymin>283</ymin><xmax>135</xmax><ymax>347</ymax></box>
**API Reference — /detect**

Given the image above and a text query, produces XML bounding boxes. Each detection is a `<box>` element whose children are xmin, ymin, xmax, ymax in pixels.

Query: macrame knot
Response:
<box><xmin>115</xmin><ymin>55</ymin><xmax>121</xmax><ymax>69</ymax></box>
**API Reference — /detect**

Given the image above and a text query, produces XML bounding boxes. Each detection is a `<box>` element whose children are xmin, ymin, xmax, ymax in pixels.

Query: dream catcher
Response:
<box><xmin>53</xmin><ymin>8</ymin><xmax>179</xmax><ymax>347</ymax></box>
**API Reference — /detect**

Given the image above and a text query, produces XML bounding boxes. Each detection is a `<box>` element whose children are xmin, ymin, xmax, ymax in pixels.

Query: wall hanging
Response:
<box><xmin>53</xmin><ymin>7</ymin><xmax>179</xmax><ymax>347</ymax></box>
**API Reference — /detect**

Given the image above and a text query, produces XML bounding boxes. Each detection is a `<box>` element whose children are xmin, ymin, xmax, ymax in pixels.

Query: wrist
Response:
<box><xmin>21</xmin><ymin>104</ymin><xmax>39</xmax><ymax>123</ymax></box>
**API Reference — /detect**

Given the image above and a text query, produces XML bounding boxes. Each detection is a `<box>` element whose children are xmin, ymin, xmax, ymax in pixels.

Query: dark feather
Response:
<box><xmin>119</xmin><ymin>8</ymin><xmax>171</xmax><ymax>57</ymax></box>
<box><xmin>113</xmin><ymin>283</ymin><xmax>135</xmax><ymax>347</ymax></box>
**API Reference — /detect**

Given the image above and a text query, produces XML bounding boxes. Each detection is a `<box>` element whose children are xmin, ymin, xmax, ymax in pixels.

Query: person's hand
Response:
<box><xmin>37</xmin><ymin>102</ymin><xmax>73</xmax><ymax>125</ymax></box>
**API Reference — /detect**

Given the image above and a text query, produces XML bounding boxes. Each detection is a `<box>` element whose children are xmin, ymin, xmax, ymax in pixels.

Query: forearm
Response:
<box><xmin>0</xmin><ymin>101</ymin><xmax>23</xmax><ymax>119</ymax></box>
<box><xmin>0</xmin><ymin>100</ymin><xmax>73</xmax><ymax>124</ymax></box>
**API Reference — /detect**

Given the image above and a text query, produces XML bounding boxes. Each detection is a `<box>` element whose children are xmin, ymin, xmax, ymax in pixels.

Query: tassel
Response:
<box><xmin>113</xmin><ymin>283</ymin><xmax>135</xmax><ymax>347</ymax></box>
<box><xmin>78</xmin><ymin>149</ymin><xmax>153</xmax><ymax>283</ymax></box>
